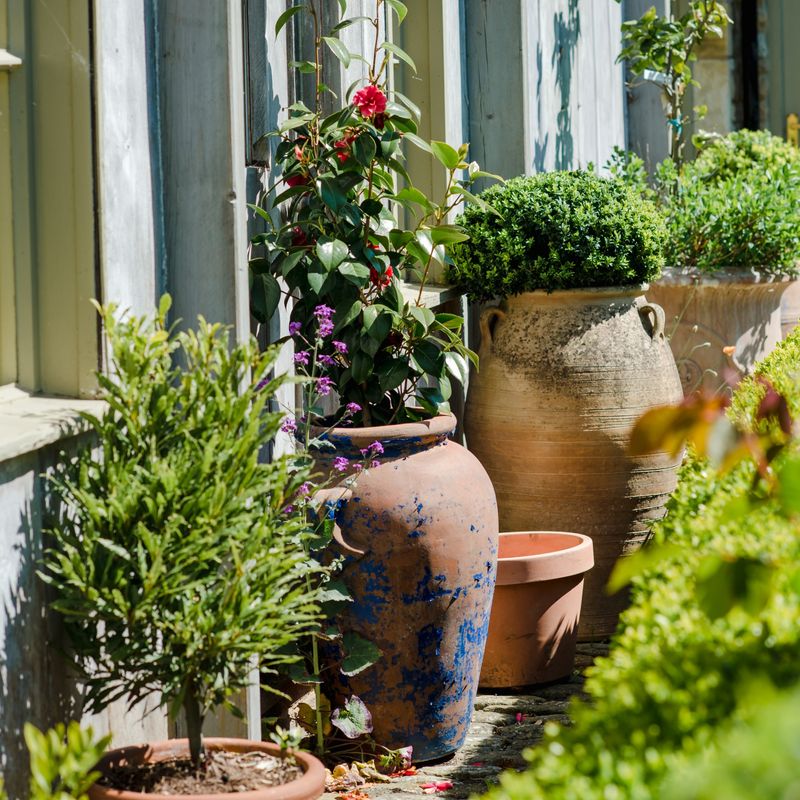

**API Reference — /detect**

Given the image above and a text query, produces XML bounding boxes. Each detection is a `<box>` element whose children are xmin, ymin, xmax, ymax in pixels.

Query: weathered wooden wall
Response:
<box><xmin>465</xmin><ymin>0</ymin><xmax>626</xmax><ymax>180</ymax></box>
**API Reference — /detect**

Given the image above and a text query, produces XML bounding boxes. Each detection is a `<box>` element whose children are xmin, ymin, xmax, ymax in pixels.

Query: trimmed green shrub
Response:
<box><xmin>693</xmin><ymin>128</ymin><xmax>800</xmax><ymax>180</ymax></box>
<box><xmin>446</xmin><ymin>172</ymin><xmax>667</xmax><ymax>301</ymax></box>
<box><xmin>664</xmin><ymin>130</ymin><xmax>800</xmax><ymax>273</ymax></box>
<box><xmin>659</xmin><ymin>683</ymin><xmax>800</xmax><ymax>800</ymax></box>
<box><xmin>479</xmin><ymin>327</ymin><xmax>800</xmax><ymax>800</ymax></box>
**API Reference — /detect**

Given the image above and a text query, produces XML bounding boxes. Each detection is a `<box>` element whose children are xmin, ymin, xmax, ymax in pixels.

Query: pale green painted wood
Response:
<box><xmin>767</xmin><ymin>0</ymin><xmax>800</xmax><ymax>140</ymax></box>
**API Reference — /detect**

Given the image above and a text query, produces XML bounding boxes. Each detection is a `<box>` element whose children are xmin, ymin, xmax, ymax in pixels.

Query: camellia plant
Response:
<box><xmin>249</xmin><ymin>0</ymin><xmax>499</xmax><ymax>426</ymax></box>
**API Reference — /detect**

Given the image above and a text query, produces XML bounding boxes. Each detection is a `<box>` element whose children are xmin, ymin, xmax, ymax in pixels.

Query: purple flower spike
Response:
<box><xmin>370</xmin><ymin>460</ymin><xmax>380</xmax><ymax>469</ymax></box>
<box><xmin>318</xmin><ymin>318</ymin><xmax>334</xmax><ymax>338</ymax></box>
<box><xmin>318</xmin><ymin>353</ymin><xmax>337</xmax><ymax>367</ymax></box>
<box><xmin>294</xmin><ymin>350</ymin><xmax>310</xmax><ymax>366</ymax></box>
<box><xmin>314</xmin><ymin>304</ymin><xmax>335</xmax><ymax>320</ymax></box>
<box><xmin>297</xmin><ymin>482</ymin><xmax>312</xmax><ymax>496</ymax></box>
<box><xmin>317</xmin><ymin>376</ymin><xmax>334</xmax><ymax>396</ymax></box>
<box><xmin>333</xmin><ymin>456</ymin><xmax>349</xmax><ymax>472</ymax></box>
<box><xmin>368</xmin><ymin>440</ymin><xmax>384</xmax><ymax>455</ymax></box>
<box><xmin>254</xmin><ymin>377</ymin><xmax>269</xmax><ymax>392</ymax></box>
<box><xmin>345</xmin><ymin>402</ymin><xmax>362</xmax><ymax>415</ymax></box>
<box><xmin>283</xmin><ymin>504</ymin><xmax>294</xmax><ymax>514</ymax></box>
<box><xmin>289</xmin><ymin>321</ymin><xmax>302</xmax><ymax>336</ymax></box>
<box><xmin>281</xmin><ymin>417</ymin><xmax>298</xmax><ymax>434</ymax></box>
<box><xmin>333</xmin><ymin>340</ymin><xmax>348</xmax><ymax>354</ymax></box>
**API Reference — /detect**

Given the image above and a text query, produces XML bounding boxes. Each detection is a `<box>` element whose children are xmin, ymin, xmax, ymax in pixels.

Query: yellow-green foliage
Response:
<box><xmin>480</xmin><ymin>331</ymin><xmax>800</xmax><ymax>800</ymax></box>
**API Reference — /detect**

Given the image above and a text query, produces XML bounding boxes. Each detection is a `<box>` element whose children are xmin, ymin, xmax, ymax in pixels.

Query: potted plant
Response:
<box><xmin>446</xmin><ymin>171</ymin><xmax>683</xmax><ymax>640</ymax></box>
<box><xmin>644</xmin><ymin>130</ymin><xmax>800</xmax><ymax>393</ymax></box>
<box><xmin>41</xmin><ymin>297</ymin><xmax>327</xmax><ymax>799</ymax></box>
<box><xmin>248</xmin><ymin>1</ymin><xmax>499</xmax><ymax>762</ymax></box>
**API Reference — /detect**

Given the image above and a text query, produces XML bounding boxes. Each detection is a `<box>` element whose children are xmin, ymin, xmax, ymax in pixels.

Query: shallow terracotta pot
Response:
<box><xmin>465</xmin><ymin>287</ymin><xmax>682</xmax><ymax>640</ymax></box>
<box><xmin>647</xmin><ymin>267</ymin><xmax>792</xmax><ymax>394</ymax></box>
<box><xmin>88</xmin><ymin>739</ymin><xmax>326</xmax><ymax>800</ymax></box>
<box><xmin>480</xmin><ymin>532</ymin><xmax>594</xmax><ymax>688</ymax></box>
<box><xmin>315</xmin><ymin>414</ymin><xmax>499</xmax><ymax>763</ymax></box>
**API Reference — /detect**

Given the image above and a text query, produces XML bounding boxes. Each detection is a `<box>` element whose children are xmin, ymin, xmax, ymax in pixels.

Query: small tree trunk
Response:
<box><xmin>183</xmin><ymin>691</ymin><xmax>205</xmax><ymax>768</ymax></box>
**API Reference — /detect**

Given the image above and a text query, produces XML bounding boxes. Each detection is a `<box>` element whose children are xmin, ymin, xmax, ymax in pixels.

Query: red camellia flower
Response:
<box><xmin>369</xmin><ymin>263</ymin><xmax>393</xmax><ymax>289</ymax></box>
<box><xmin>353</xmin><ymin>84</ymin><xmax>387</xmax><ymax>120</ymax></box>
<box><xmin>285</xmin><ymin>173</ymin><xmax>309</xmax><ymax>187</ymax></box>
<box><xmin>334</xmin><ymin>132</ymin><xmax>358</xmax><ymax>164</ymax></box>
<box><xmin>291</xmin><ymin>226</ymin><xmax>308</xmax><ymax>247</ymax></box>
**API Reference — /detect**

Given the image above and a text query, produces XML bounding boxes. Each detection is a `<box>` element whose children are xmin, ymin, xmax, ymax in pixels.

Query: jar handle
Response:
<box><xmin>639</xmin><ymin>302</ymin><xmax>666</xmax><ymax>341</ymax></box>
<box><xmin>479</xmin><ymin>307</ymin><xmax>507</xmax><ymax>349</ymax></box>
<box><xmin>313</xmin><ymin>487</ymin><xmax>364</xmax><ymax>556</ymax></box>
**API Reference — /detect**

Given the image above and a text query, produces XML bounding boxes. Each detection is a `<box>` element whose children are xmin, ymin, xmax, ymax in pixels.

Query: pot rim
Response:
<box><xmin>501</xmin><ymin>285</ymin><xmax>648</xmax><ymax>307</ymax></box>
<box><xmin>312</xmin><ymin>412</ymin><xmax>456</xmax><ymax>447</ymax></box>
<box><xmin>495</xmin><ymin>531</ymin><xmax>594</xmax><ymax>586</ymax></box>
<box><xmin>658</xmin><ymin>266</ymin><xmax>795</xmax><ymax>286</ymax></box>
<box><xmin>88</xmin><ymin>738</ymin><xmax>326</xmax><ymax>800</ymax></box>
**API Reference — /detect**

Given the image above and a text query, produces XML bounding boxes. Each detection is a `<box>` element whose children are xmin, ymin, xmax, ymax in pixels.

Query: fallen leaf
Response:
<box><xmin>390</xmin><ymin>766</ymin><xmax>418</xmax><ymax>777</ymax></box>
<box><xmin>515</xmin><ymin>712</ymin><xmax>526</xmax><ymax>724</ymax></box>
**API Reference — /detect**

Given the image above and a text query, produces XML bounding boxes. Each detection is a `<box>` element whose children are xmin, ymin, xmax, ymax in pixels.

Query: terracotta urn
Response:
<box><xmin>480</xmin><ymin>531</ymin><xmax>594</xmax><ymax>689</ymax></box>
<box><xmin>464</xmin><ymin>286</ymin><xmax>682</xmax><ymax>640</ymax></box>
<box><xmin>314</xmin><ymin>414</ymin><xmax>499</xmax><ymax>763</ymax></box>
<box><xmin>647</xmin><ymin>267</ymin><xmax>793</xmax><ymax>394</ymax></box>
<box><xmin>88</xmin><ymin>739</ymin><xmax>326</xmax><ymax>800</ymax></box>
<box><xmin>781</xmin><ymin>280</ymin><xmax>800</xmax><ymax>339</ymax></box>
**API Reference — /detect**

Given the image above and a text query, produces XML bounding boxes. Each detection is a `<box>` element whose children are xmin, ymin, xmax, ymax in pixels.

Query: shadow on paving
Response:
<box><xmin>322</xmin><ymin>644</ymin><xmax>609</xmax><ymax>800</ymax></box>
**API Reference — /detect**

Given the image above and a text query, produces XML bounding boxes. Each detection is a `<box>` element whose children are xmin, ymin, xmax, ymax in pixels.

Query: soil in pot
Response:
<box><xmin>480</xmin><ymin>531</ymin><xmax>594</xmax><ymax>689</ymax></box>
<box><xmin>89</xmin><ymin>739</ymin><xmax>326</xmax><ymax>800</ymax></box>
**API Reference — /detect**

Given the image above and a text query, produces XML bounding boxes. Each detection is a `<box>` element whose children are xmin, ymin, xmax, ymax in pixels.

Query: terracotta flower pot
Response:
<box><xmin>647</xmin><ymin>267</ymin><xmax>793</xmax><ymax>394</ymax></box>
<box><xmin>479</xmin><ymin>532</ymin><xmax>594</xmax><ymax>688</ymax></box>
<box><xmin>465</xmin><ymin>287</ymin><xmax>682</xmax><ymax>640</ymax></box>
<box><xmin>315</xmin><ymin>413</ymin><xmax>499</xmax><ymax>763</ymax></box>
<box><xmin>88</xmin><ymin>739</ymin><xmax>326</xmax><ymax>800</ymax></box>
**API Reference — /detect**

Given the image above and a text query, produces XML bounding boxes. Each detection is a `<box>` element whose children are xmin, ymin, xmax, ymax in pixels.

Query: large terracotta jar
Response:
<box><xmin>316</xmin><ymin>414</ymin><xmax>498</xmax><ymax>763</ymax></box>
<box><xmin>465</xmin><ymin>287</ymin><xmax>682</xmax><ymax>640</ymax></box>
<box><xmin>647</xmin><ymin>267</ymin><xmax>792</xmax><ymax>394</ymax></box>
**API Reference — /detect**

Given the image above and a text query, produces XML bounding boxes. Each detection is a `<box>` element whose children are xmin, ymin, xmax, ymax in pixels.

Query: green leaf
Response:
<box><xmin>341</xmin><ymin>633</ymin><xmax>382</xmax><ymax>677</ymax></box>
<box><xmin>275</xmin><ymin>5</ymin><xmax>305</xmax><ymax>37</ymax></box>
<box><xmin>444</xmin><ymin>351</ymin><xmax>469</xmax><ymax>387</ymax></box>
<box><xmin>307</xmin><ymin>270</ymin><xmax>326</xmax><ymax>294</ymax></box>
<box><xmin>430</xmin><ymin>140</ymin><xmax>460</xmax><ymax>170</ymax></box>
<box><xmin>279</xmin><ymin>114</ymin><xmax>314</xmax><ymax>133</ymax></box>
<box><xmin>331</xmin><ymin>695</ymin><xmax>374</xmax><ymax>737</ymax></box>
<box><xmin>334</xmin><ymin>299</ymin><xmax>363</xmax><ymax>333</ymax></box>
<box><xmin>429</xmin><ymin>224</ymin><xmax>470</xmax><ymax>244</ymax></box>
<box><xmin>323</xmin><ymin>36</ymin><xmax>351</xmax><ymax>68</ymax></box>
<box><xmin>316</xmin><ymin>239</ymin><xmax>349</xmax><ymax>271</ymax></box>
<box><xmin>289</xmin><ymin>60</ymin><xmax>319</xmax><ymax>74</ymax></box>
<box><xmin>338</xmin><ymin>262</ymin><xmax>371</xmax><ymax>285</ymax></box>
<box><xmin>385</xmin><ymin>0</ymin><xmax>408</xmax><ymax>24</ymax></box>
<box><xmin>378</xmin><ymin>359</ymin><xmax>409</xmax><ymax>392</ymax></box>
<box><xmin>412</xmin><ymin>340</ymin><xmax>442</xmax><ymax>376</ymax></box>
<box><xmin>403</xmin><ymin>132</ymin><xmax>432</xmax><ymax>154</ymax></box>
<box><xmin>351</xmin><ymin>351</ymin><xmax>373</xmax><ymax>383</ymax></box>
<box><xmin>366</xmin><ymin>311</ymin><xmax>392</xmax><ymax>342</ymax></box>
<box><xmin>394</xmin><ymin>186</ymin><xmax>434</xmax><ymax>212</ymax></box>
<box><xmin>352</xmin><ymin>132</ymin><xmax>377</xmax><ymax>166</ymax></box>
<box><xmin>380</xmin><ymin>42</ymin><xmax>416</xmax><ymax>72</ymax></box>
<box><xmin>408</xmin><ymin>305</ymin><xmax>434</xmax><ymax>332</ymax></box>
<box><xmin>250</xmin><ymin>272</ymin><xmax>281</xmax><ymax>324</ymax></box>
<box><xmin>319</xmin><ymin>178</ymin><xmax>347</xmax><ymax>211</ymax></box>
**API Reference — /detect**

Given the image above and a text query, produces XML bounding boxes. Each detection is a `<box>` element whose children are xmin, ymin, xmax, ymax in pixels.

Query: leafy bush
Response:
<box><xmin>693</xmin><ymin>128</ymin><xmax>800</xmax><ymax>180</ymax></box>
<box><xmin>42</xmin><ymin>298</ymin><xmax>323</xmax><ymax>765</ymax></box>
<box><xmin>479</xmin><ymin>328</ymin><xmax>800</xmax><ymax>800</ymax></box>
<box><xmin>663</xmin><ymin>130</ymin><xmax>800</xmax><ymax>272</ymax></box>
<box><xmin>446</xmin><ymin>172</ymin><xmax>666</xmax><ymax>301</ymax></box>
<box><xmin>659</xmin><ymin>682</ymin><xmax>800</xmax><ymax>800</ymax></box>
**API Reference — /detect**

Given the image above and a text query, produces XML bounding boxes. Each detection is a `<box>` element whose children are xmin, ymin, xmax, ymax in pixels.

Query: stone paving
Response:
<box><xmin>323</xmin><ymin>643</ymin><xmax>609</xmax><ymax>799</ymax></box>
